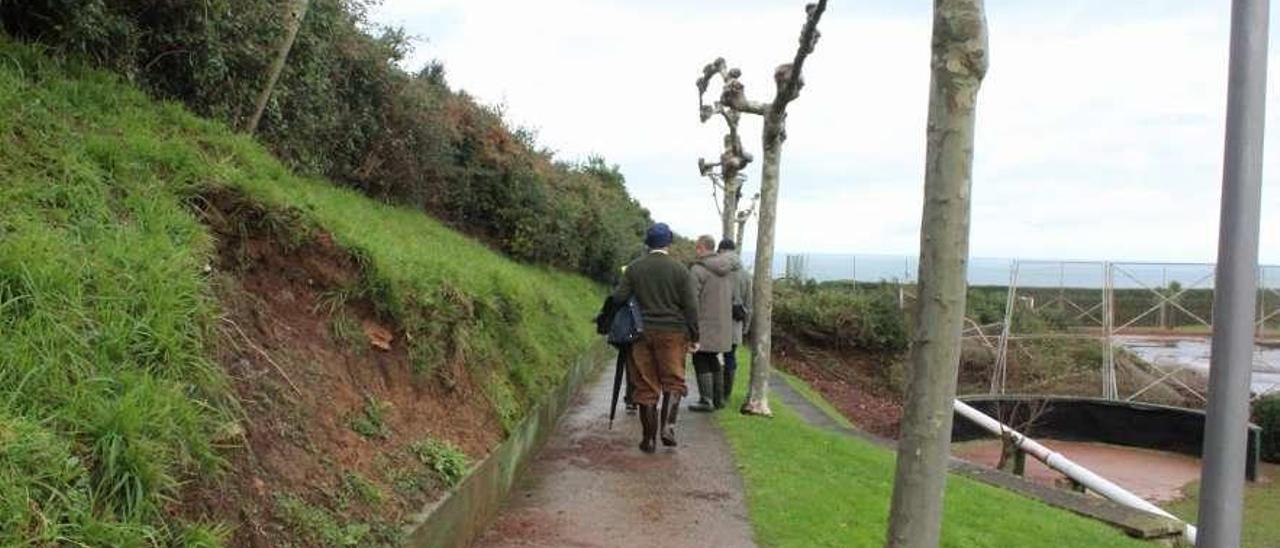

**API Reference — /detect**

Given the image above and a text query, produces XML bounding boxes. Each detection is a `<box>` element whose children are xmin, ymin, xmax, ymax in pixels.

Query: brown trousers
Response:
<box><xmin>628</xmin><ymin>329</ymin><xmax>688</xmax><ymax>405</ymax></box>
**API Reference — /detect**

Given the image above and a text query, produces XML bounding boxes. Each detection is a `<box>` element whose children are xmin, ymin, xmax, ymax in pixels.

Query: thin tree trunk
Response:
<box><xmin>886</xmin><ymin>1</ymin><xmax>988</xmax><ymax>546</ymax></box>
<box><xmin>740</xmin><ymin>0</ymin><xmax>826</xmax><ymax>417</ymax></box>
<box><xmin>722</xmin><ymin>178</ymin><xmax>740</xmax><ymax>243</ymax></box>
<box><xmin>245</xmin><ymin>0</ymin><xmax>309</xmax><ymax>134</ymax></box>
<box><xmin>743</xmin><ymin>116</ymin><xmax>784</xmax><ymax>416</ymax></box>
<box><xmin>735</xmin><ymin>217</ymin><xmax>748</xmax><ymax>251</ymax></box>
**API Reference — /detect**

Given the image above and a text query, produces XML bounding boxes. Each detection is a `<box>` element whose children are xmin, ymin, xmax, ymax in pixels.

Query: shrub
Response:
<box><xmin>773</xmin><ymin>283</ymin><xmax>909</xmax><ymax>354</ymax></box>
<box><xmin>1255</xmin><ymin>394</ymin><xmax>1280</xmax><ymax>463</ymax></box>
<box><xmin>0</xmin><ymin>1</ymin><xmax>653</xmax><ymax>283</ymax></box>
<box><xmin>409</xmin><ymin>438</ymin><xmax>469</xmax><ymax>488</ymax></box>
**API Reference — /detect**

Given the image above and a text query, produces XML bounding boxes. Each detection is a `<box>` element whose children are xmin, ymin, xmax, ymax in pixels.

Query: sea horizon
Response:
<box><xmin>742</xmin><ymin>252</ymin><xmax>1280</xmax><ymax>290</ymax></box>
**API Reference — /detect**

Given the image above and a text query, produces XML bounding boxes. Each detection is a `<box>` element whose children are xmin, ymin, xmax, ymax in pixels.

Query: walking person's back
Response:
<box><xmin>689</xmin><ymin>235</ymin><xmax>735</xmax><ymax>411</ymax></box>
<box><xmin>717</xmin><ymin>239</ymin><xmax>751</xmax><ymax>402</ymax></box>
<box><xmin>612</xmin><ymin>223</ymin><xmax>699</xmax><ymax>453</ymax></box>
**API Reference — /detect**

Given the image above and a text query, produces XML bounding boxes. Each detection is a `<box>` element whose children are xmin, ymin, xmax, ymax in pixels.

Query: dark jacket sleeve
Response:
<box><xmin>681</xmin><ymin>266</ymin><xmax>700</xmax><ymax>343</ymax></box>
<box><xmin>611</xmin><ymin>268</ymin><xmax>634</xmax><ymax>305</ymax></box>
<box><xmin>595</xmin><ymin>295</ymin><xmax>619</xmax><ymax>335</ymax></box>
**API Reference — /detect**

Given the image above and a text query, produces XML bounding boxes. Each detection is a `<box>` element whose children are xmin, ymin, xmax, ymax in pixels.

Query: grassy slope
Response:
<box><xmin>1166</xmin><ymin>469</ymin><xmax>1279</xmax><ymax>548</ymax></box>
<box><xmin>0</xmin><ymin>40</ymin><xmax>598</xmax><ymax>545</ymax></box>
<box><xmin>718</xmin><ymin>355</ymin><xmax>1149</xmax><ymax>547</ymax></box>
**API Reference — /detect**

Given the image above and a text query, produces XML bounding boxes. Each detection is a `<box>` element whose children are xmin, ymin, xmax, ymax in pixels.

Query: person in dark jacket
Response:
<box><xmin>612</xmin><ymin>223</ymin><xmax>699</xmax><ymax>453</ymax></box>
<box><xmin>689</xmin><ymin>235</ymin><xmax>735</xmax><ymax>411</ymax></box>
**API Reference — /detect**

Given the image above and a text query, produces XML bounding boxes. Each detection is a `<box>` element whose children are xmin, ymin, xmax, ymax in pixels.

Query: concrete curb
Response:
<box><xmin>403</xmin><ymin>343</ymin><xmax>611</xmax><ymax>548</ymax></box>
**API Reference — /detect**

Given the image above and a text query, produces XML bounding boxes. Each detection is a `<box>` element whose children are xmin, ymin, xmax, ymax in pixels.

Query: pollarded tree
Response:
<box><xmin>696</xmin><ymin>0</ymin><xmax>827</xmax><ymax>417</ymax></box>
<box><xmin>886</xmin><ymin>0</ymin><xmax>989</xmax><ymax>546</ymax></box>
<box><xmin>698</xmin><ymin>61</ymin><xmax>756</xmax><ymax>243</ymax></box>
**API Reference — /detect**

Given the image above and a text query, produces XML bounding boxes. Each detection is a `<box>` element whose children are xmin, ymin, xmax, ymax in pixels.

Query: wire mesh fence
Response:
<box><xmin>775</xmin><ymin>254</ymin><xmax>1280</xmax><ymax>401</ymax></box>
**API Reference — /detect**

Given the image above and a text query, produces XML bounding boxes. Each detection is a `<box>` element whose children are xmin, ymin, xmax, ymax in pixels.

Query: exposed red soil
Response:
<box><xmin>178</xmin><ymin>191</ymin><xmax>504</xmax><ymax>546</ymax></box>
<box><xmin>953</xmin><ymin>439</ymin><xmax>1202</xmax><ymax>503</ymax></box>
<box><xmin>774</xmin><ymin>336</ymin><xmax>904</xmax><ymax>438</ymax></box>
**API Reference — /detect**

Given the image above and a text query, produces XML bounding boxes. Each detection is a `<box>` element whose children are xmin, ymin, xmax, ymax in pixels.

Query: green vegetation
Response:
<box><xmin>329</xmin><ymin>311</ymin><xmax>366</xmax><ymax>352</ymax></box>
<box><xmin>1166</xmin><ymin>466</ymin><xmax>1280</xmax><ymax>548</ymax></box>
<box><xmin>338</xmin><ymin>472</ymin><xmax>386</xmax><ymax>507</ymax></box>
<box><xmin>718</xmin><ymin>354</ymin><xmax>1148</xmax><ymax>547</ymax></box>
<box><xmin>348</xmin><ymin>395</ymin><xmax>391</xmax><ymax>439</ymax></box>
<box><xmin>773</xmin><ymin>281</ymin><xmax>909</xmax><ymax>353</ymax></box>
<box><xmin>274</xmin><ymin>494</ymin><xmax>401</xmax><ymax>547</ymax></box>
<box><xmin>410</xmin><ymin>438</ymin><xmax>470</xmax><ymax>488</ymax></box>
<box><xmin>1</xmin><ymin>1</ymin><xmax>653</xmax><ymax>282</ymax></box>
<box><xmin>0</xmin><ymin>39</ymin><xmax>601</xmax><ymax>544</ymax></box>
<box><xmin>1255</xmin><ymin>394</ymin><xmax>1280</xmax><ymax>463</ymax></box>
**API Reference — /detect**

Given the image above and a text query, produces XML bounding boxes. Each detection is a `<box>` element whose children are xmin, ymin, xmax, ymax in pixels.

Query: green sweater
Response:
<box><xmin>612</xmin><ymin>251</ymin><xmax>700</xmax><ymax>341</ymax></box>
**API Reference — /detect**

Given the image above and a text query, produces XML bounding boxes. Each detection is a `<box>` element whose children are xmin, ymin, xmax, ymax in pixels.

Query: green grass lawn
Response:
<box><xmin>1165</xmin><ymin>464</ymin><xmax>1280</xmax><ymax>548</ymax></box>
<box><xmin>717</xmin><ymin>357</ymin><xmax>1150</xmax><ymax>547</ymax></box>
<box><xmin>0</xmin><ymin>38</ymin><xmax>600</xmax><ymax>545</ymax></box>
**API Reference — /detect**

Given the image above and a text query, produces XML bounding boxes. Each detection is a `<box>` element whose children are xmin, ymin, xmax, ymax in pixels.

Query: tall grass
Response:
<box><xmin>0</xmin><ymin>38</ymin><xmax>601</xmax><ymax>545</ymax></box>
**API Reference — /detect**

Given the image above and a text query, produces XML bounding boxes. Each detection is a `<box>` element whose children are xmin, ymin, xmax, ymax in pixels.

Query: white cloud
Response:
<box><xmin>370</xmin><ymin>1</ymin><xmax>1280</xmax><ymax>264</ymax></box>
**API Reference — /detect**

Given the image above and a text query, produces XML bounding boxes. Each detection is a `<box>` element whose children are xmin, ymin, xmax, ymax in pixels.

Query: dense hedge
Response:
<box><xmin>0</xmin><ymin>0</ymin><xmax>651</xmax><ymax>282</ymax></box>
<box><xmin>773</xmin><ymin>281</ymin><xmax>909</xmax><ymax>354</ymax></box>
<box><xmin>1256</xmin><ymin>394</ymin><xmax>1280</xmax><ymax>463</ymax></box>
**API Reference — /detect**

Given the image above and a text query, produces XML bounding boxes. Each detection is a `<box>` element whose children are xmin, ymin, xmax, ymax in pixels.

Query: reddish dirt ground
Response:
<box><xmin>178</xmin><ymin>193</ymin><xmax>504</xmax><ymax>546</ymax></box>
<box><xmin>952</xmin><ymin>439</ymin><xmax>1202</xmax><ymax>503</ymax></box>
<box><xmin>774</xmin><ymin>338</ymin><xmax>903</xmax><ymax>438</ymax></box>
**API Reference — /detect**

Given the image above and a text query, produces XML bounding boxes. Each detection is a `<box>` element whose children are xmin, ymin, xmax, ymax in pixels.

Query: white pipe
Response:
<box><xmin>953</xmin><ymin>400</ymin><xmax>1197</xmax><ymax>543</ymax></box>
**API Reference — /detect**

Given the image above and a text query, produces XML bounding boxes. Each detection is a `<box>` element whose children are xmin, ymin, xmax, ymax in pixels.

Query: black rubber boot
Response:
<box><xmin>660</xmin><ymin>391</ymin><xmax>682</xmax><ymax>447</ymax></box>
<box><xmin>689</xmin><ymin>373</ymin><xmax>715</xmax><ymax>412</ymax></box>
<box><xmin>712</xmin><ymin>369</ymin><xmax>725</xmax><ymax>410</ymax></box>
<box><xmin>723</xmin><ymin>368</ymin><xmax>736</xmax><ymax>402</ymax></box>
<box><xmin>638</xmin><ymin>404</ymin><xmax>658</xmax><ymax>453</ymax></box>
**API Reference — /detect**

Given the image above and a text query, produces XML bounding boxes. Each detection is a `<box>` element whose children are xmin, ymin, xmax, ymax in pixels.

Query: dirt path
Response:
<box><xmin>472</xmin><ymin>365</ymin><xmax>755</xmax><ymax>547</ymax></box>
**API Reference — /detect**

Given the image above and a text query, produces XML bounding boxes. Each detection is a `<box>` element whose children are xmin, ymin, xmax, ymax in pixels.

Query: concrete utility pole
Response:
<box><xmin>886</xmin><ymin>0</ymin><xmax>988</xmax><ymax>546</ymax></box>
<box><xmin>246</xmin><ymin>0</ymin><xmax>310</xmax><ymax>134</ymax></box>
<box><xmin>1196</xmin><ymin>1</ymin><xmax>1269</xmax><ymax>546</ymax></box>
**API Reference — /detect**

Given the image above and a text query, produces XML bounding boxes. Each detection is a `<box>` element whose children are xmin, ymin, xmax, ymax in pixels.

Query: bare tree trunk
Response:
<box><xmin>743</xmin><ymin>116</ymin><xmax>784</xmax><ymax>416</ymax></box>
<box><xmin>246</xmin><ymin>0</ymin><xmax>309</xmax><ymax>134</ymax></box>
<box><xmin>741</xmin><ymin>0</ymin><xmax>827</xmax><ymax>417</ymax></box>
<box><xmin>722</xmin><ymin>176</ymin><xmax>740</xmax><ymax>242</ymax></box>
<box><xmin>886</xmin><ymin>1</ymin><xmax>988</xmax><ymax>546</ymax></box>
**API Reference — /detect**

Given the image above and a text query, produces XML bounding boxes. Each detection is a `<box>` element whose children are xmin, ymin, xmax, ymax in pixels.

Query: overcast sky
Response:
<box><xmin>370</xmin><ymin>0</ymin><xmax>1280</xmax><ymax>263</ymax></box>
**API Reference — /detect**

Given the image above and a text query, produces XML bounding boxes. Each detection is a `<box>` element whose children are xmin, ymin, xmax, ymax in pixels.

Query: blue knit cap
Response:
<box><xmin>645</xmin><ymin>222</ymin><xmax>673</xmax><ymax>249</ymax></box>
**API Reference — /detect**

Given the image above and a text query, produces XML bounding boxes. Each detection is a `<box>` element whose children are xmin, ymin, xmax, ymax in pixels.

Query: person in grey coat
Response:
<box><xmin>717</xmin><ymin>239</ymin><xmax>751</xmax><ymax>401</ymax></box>
<box><xmin>689</xmin><ymin>235</ymin><xmax>734</xmax><ymax>411</ymax></box>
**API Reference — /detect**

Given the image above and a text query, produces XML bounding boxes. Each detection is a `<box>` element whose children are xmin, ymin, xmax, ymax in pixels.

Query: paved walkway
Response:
<box><xmin>472</xmin><ymin>364</ymin><xmax>755</xmax><ymax>547</ymax></box>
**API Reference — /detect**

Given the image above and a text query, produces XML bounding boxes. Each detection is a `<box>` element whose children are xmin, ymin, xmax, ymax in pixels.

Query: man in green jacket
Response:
<box><xmin>612</xmin><ymin>223</ymin><xmax>699</xmax><ymax>453</ymax></box>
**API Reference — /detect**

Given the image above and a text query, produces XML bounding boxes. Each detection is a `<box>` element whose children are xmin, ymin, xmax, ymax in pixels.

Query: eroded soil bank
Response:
<box><xmin>181</xmin><ymin>193</ymin><xmax>504</xmax><ymax>546</ymax></box>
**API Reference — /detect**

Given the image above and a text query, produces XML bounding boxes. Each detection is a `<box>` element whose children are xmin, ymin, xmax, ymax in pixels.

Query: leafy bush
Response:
<box><xmin>773</xmin><ymin>283</ymin><xmax>909</xmax><ymax>354</ymax></box>
<box><xmin>0</xmin><ymin>0</ymin><xmax>652</xmax><ymax>282</ymax></box>
<box><xmin>1256</xmin><ymin>394</ymin><xmax>1280</xmax><ymax>463</ymax></box>
<box><xmin>409</xmin><ymin>438</ymin><xmax>469</xmax><ymax>488</ymax></box>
